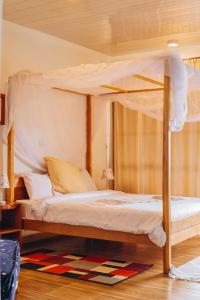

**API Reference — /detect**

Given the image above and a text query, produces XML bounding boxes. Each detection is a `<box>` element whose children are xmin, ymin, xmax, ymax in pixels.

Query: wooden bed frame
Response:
<box><xmin>7</xmin><ymin>59</ymin><xmax>198</xmax><ymax>275</ymax></box>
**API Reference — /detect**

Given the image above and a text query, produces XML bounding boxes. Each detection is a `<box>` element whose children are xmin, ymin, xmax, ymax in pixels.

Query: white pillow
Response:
<box><xmin>21</xmin><ymin>173</ymin><xmax>54</xmax><ymax>200</ymax></box>
<box><xmin>81</xmin><ymin>169</ymin><xmax>97</xmax><ymax>191</ymax></box>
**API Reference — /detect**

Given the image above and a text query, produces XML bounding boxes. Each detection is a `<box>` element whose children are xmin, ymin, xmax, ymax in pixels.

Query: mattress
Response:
<box><xmin>17</xmin><ymin>190</ymin><xmax>200</xmax><ymax>247</ymax></box>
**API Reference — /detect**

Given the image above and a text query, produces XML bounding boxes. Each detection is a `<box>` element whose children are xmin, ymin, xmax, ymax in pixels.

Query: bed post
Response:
<box><xmin>7</xmin><ymin>127</ymin><xmax>15</xmax><ymax>205</ymax></box>
<box><xmin>86</xmin><ymin>95</ymin><xmax>92</xmax><ymax>175</ymax></box>
<box><xmin>162</xmin><ymin>60</ymin><xmax>172</xmax><ymax>274</ymax></box>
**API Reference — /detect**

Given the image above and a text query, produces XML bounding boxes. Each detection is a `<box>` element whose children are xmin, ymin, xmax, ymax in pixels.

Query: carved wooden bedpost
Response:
<box><xmin>86</xmin><ymin>95</ymin><xmax>92</xmax><ymax>175</ymax></box>
<box><xmin>7</xmin><ymin>127</ymin><xmax>15</xmax><ymax>205</ymax></box>
<box><xmin>162</xmin><ymin>60</ymin><xmax>172</xmax><ymax>274</ymax></box>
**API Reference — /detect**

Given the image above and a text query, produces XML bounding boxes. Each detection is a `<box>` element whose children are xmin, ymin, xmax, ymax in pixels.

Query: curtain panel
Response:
<box><xmin>114</xmin><ymin>57</ymin><xmax>200</xmax><ymax>197</ymax></box>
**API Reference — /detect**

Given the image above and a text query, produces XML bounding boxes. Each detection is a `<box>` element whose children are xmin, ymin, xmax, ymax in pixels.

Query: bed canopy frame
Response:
<box><xmin>7</xmin><ymin>57</ymin><xmax>195</xmax><ymax>275</ymax></box>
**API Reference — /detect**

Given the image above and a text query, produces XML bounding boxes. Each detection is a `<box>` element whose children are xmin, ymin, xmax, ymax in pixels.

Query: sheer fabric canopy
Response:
<box><xmin>7</xmin><ymin>54</ymin><xmax>200</xmax><ymax>172</ymax></box>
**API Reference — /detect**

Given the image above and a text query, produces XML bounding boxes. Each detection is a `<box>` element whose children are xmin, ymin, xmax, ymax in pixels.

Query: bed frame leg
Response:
<box><xmin>163</xmin><ymin>242</ymin><xmax>171</xmax><ymax>274</ymax></box>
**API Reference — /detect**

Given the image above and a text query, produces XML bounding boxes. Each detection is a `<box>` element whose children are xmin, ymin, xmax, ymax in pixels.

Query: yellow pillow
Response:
<box><xmin>45</xmin><ymin>156</ymin><xmax>88</xmax><ymax>194</ymax></box>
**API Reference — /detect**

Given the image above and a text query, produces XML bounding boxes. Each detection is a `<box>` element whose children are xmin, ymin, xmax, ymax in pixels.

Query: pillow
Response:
<box><xmin>45</xmin><ymin>156</ymin><xmax>88</xmax><ymax>194</ymax></box>
<box><xmin>21</xmin><ymin>172</ymin><xmax>54</xmax><ymax>200</ymax></box>
<box><xmin>81</xmin><ymin>169</ymin><xmax>97</xmax><ymax>191</ymax></box>
<box><xmin>50</xmin><ymin>170</ymin><xmax>97</xmax><ymax>195</ymax></box>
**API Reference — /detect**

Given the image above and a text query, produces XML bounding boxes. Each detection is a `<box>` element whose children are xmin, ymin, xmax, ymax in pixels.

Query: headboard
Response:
<box><xmin>14</xmin><ymin>177</ymin><xmax>29</xmax><ymax>200</ymax></box>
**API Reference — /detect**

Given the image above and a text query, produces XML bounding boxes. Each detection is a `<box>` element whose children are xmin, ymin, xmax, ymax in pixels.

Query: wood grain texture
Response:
<box><xmin>16</xmin><ymin>235</ymin><xmax>200</xmax><ymax>300</ymax></box>
<box><xmin>14</xmin><ymin>177</ymin><xmax>29</xmax><ymax>200</ymax></box>
<box><xmin>23</xmin><ymin>219</ymin><xmax>154</xmax><ymax>245</ymax></box>
<box><xmin>172</xmin><ymin>224</ymin><xmax>200</xmax><ymax>245</ymax></box>
<box><xmin>103</xmin><ymin>88</ymin><xmax>164</xmax><ymax>96</ymax></box>
<box><xmin>101</xmin><ymin>84</ymin><xmax>129</xmax><ymax>93</ymax></box>
<box><xmin>113</xmin><ymin>106</ymin><xmax>200</xmax><ymax>197</ymax></box>
<box><xmin>162</xmin><ymin>66</ymin><xmax>171</xmax><ymax>274</ymax></box>
<box><xmin>52</xmin><ymin>87</ymin><xmax>88</xmax><ymax>96</ymax></box>
<box><xmin>7</xmin><ymin>127</ymin><xmax>15</xmax><ymax>205</ymax></box>
<box><xmin>172</xmin><ymin>213</ymin><xmax>200</xmax><ymax>233</ymax></box>
<box><xmin>22</xmin><ymin>214</ymin><xmax>200</xmax><ymax>248</ymax></box>
<box><xmin>3</xmin><ymin>0</ymin><xmax>200</xmax><ymax>55</ymax></box>
<box><xmin>132</xmin><ymin>74</ymin><xmax>164</xmax><ymax>86</ymax></box>
<box><xmin>0</xmin><ymin>94</ymin><xmax>6</xmax><ymax>125</ymax></box>
<box><xmin>86</xmin><ymin>95</ymin><xmax>92</xmax><ymax>175</ymax></box>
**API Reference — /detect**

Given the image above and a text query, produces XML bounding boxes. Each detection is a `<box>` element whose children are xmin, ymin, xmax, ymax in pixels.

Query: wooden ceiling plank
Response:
<box><xmin>3</xmin><ymin>0</ymin><xmax>56</xmax><ymax>13</ymax></box>
<box><xmin>3</xmin><ymin>0</ymin><xmax>200</xmax><ymax>55</ymax></box>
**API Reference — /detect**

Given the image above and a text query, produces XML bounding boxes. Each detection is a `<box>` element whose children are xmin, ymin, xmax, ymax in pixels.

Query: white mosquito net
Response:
<box><xmin>7</xmin><ymin>54</ymin><xmax>200</xmax><ymax>173</ymax></box>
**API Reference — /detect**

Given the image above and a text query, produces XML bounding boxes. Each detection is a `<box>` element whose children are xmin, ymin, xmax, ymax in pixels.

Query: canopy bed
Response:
<box><xmin>5</xmin><ymin>55</ymin><xmax>200</xmax><ymax>275</ymax></box>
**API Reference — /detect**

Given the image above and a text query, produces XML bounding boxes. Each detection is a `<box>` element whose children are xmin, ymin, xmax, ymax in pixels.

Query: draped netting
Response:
<box><xmin>7</xmin><ymin>74</ymin><xmax>87</xmax><ymax>172</ymax></box>
<box><xmin>7</xmin><ymin>54</ymin><xmax>200</xmax><ymax>172</ymax></box>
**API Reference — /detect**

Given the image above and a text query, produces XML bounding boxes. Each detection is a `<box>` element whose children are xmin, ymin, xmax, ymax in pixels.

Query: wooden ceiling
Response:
<box><xmin>3</xmin><ymin>0</ymin><xmax>200</xmax><ymax>56</ymax></box>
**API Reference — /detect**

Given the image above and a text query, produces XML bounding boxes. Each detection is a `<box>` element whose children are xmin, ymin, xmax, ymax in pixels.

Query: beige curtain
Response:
<box><xmin>114</xmin><ymin>58</ymin><xmax>200</xmax><ymax>197</ymax></box>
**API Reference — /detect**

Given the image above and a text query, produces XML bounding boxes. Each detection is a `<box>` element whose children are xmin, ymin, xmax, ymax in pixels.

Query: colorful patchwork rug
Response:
<box><xmin>21</xmin><ymin>249</ymin><xmax>152</xmax><ymax>286</ymax></box>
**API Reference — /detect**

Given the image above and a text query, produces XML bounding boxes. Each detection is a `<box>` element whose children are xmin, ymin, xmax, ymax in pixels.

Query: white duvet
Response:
<box><xmin>18</xmin><ymin>190</ymin><xmax>200</xmax><ymax>247</ymax></box>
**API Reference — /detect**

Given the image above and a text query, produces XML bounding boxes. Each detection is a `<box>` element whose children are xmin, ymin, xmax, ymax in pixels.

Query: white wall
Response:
<box><xmin>2</xmin><ymin>21</ymin><xmax>110</xmax><ymax>188</ymax></box>
<box><xmin>2</xmin><ymin>21</ymin><xmax>110</xmax><ymax>87</ymax></box>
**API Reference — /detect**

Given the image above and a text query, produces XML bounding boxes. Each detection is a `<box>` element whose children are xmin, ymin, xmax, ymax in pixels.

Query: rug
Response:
<box><xmin>20</xmin><ymin>249</ymin><xmax>152</xmax><ymax>286</ymax></box>
<box><xmin>169</xmin><ymin>257</ymin><xmax>200</xmax><ymax>282</ymax></box>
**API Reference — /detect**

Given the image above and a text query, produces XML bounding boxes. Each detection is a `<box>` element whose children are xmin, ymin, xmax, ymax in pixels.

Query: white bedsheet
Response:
<box><xmin>17</xmin><ymin>190</ymin><xmax>200</xmax><ymax>247</ymax></box>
